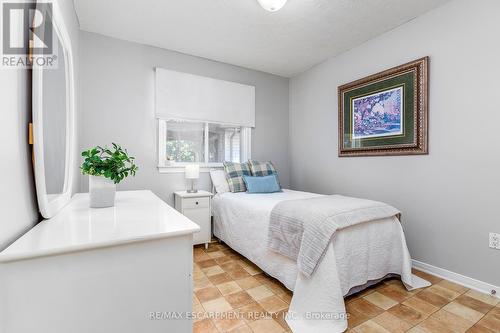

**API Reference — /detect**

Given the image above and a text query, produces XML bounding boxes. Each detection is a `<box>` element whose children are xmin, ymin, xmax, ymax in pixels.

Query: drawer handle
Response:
<box><xmin>195</xmin><ymin>201</ymin><xmax>199</xmax><ymax>205</ymax></box>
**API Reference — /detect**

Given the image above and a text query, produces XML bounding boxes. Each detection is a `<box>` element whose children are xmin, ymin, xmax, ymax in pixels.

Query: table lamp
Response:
<box><xmin>185</xmin><ymin>164</ymin><xmax>200</xmax><ymax>193</ymax></box>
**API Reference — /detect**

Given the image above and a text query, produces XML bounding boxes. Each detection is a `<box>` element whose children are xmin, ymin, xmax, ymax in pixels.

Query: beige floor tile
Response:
<box><xmin>364</xmin><ymin>292</ymin><xmax>399</xmax><ymax>310</ymax></box>
<box><xmin>196</xmin><ymin>286</ymin><xmax>223</xmax><ymax>303</ymax></box>
<box><xmin>193</xmin><ymin>269</ymin><xmax>205</xmax><ymax>279</ymax></box>
<box><xmin>212</xmin><ymin>311</ymin><xmax>246</xmax><ymax>332</ymax></box>
<box><xmin>248</xmin><ymin>318</ymin><xmax>285</xmax><ymax>333</ymax></box>
<box><xmin>276</xmin><ymin>291</ymin><xmax>292</xmax><ymax>304</ymax></box>
<box><xmin>427</xmin><ymin>285</ymin><xmax>461</xmax><ymax>301</ymax></box>
<box><xmin>417</xmin><ymin>317</ymin><xmax>455</xmax><ymax>333</ymax></box>
<box><xmin>403</xmin><ymin>296</ymin><xmax>439</xmax><ymax>317</ymax></box>
<box><xmin>387</xmin><ymin>304</ymin><xmax>427</xmax><ymax>326</ymax></box>
<box><xmin>203</xmin><ymin>265</ymin><xmax>225</xmax><ymax>277</ymax></box>
<box><xmin>412</xmin><ymin>269</ymin><xmax>443</xmax><ymax>285</ymax></box>
<box><xmin>264</xmin><ymin>279</ymin><xmax>289</xmax><ymax>294</ymax></box>
<box><xmin>489</xmin><ymin>306</ymin><xmax>500</xmax><ymax>315</ymax></box>
<box><xmin>226</xmin><ymin>291</ymin><xmax>255</xmax><ymax>309</ymax></box>
<box><xmin>406</xmin><ymin>326</ymin><xmax>428</xmax><ymax>333</ymax></box>
<box><xmin>205</xmin><ymin>244</ymin><xmax>221</xmax><ymax>252</ymax></box>
<box><xmin>466</xmin><ymin>323</ymin><xmax>497</xmax><ymax>333</ymax></box>
<box><xmin>193</xmin><ymin>304</ymin><xmax>207</xmax><ymax>322</ymax></box>
<box><xmin>476</xmin><ymin>312</ymin><xmax>500</xmax><ymax>333</ymax></box>
<box><xmin>197</xmin><ymin>259</ymin><xmax>218</xmax><ymax>268</ymax></box>
<box><xmin>208</xmin><ymin>250</ymin><xmax>226</xmax><ymax>259</ymax></box>
<box><xmin>455</xmin><ymin>295</ymin><xmax>495</xmax><ymax>314</ymax></box>
<box><xmin>465</xmin><ymin>290</ymin><xmax>500</xmax><ymax>307</ymax></box>
<box><xmin>236</xmin><ymin>302</ymin><xmax>267</xmax><ymax>322</ymax></box>
<box><xmin>348</xmin><ymin>311</ymin><xmax>372</xmax><ymax>329</ymax></box>
<box><xmin>436</xmin><ymin>280</ymin><xmax>469</xmax><ymax>294</ymax></box>
<box><xmin>247</xmin><ymin>285</ymin><xmax>274</xmax><ymax>301</ymax></box>
<box><xmin>194</xmin><ymin>276</ymin><xmax>213</xmax><ymax>291</ymax></box>
<box><xmin>228</xmin><ymin>324</ymin><xmax>253</xmax><ymax>333</ymax></box>
<box><xmin>221</xmin><ymin>261</ymin><xmax>243</xmax><ymax>272</ymax></box>
<box><xmin>347</xmin><ymin>299</ymin><xmax>384</xmax><ymax>318</ymax></box>
<box><xmin>192</xmin><ymin>243</ymin><xmax>495</xmax><ymax>333</ymax></box>
<box><xmin>215</xmin><ymin>256</ymin><xmax>235</xmax><ymax>265</ymax></box>
<box><xmin>193</xmin><ymin>318</ymin><xmax>218</xmax><ymax>333</ymax></box>
<box><xmin>377</xmin><ymin>284</ymin><xmax>415</xmax><ymax>303</ymax></box>
<box><xmin>202</xmin><ymin>297</ymin><xmax>233</xmax><ymax>313</ymax></box>
<box><xmin>236</xmin><ymin>276</ymin><xmax>261</xmax><ymax>290</ymax></box>
<box><xmin>415</xmin><ymin>289</ymin><xmax>450</xmax><ymax>308</ymax></box>
<box><xmin>372</xmin><ymin>312</ymin><xmax>413</xmax><ymax>333</ymax></box>
<box><xmin>194</xmin><ymin>252</ymin><xmax>211</xmax><ymax>262</ymax></box>
<box><xmin>443</xmin><ymin>301</ymin><xmax>484</xmax><ymax>323</ymax></box>
<box><xmin>227</xmin><ymin>268</ymin><xmax>252</xmax><ymax>280</ymax></box>
<box><xmin>258</xmin><ymin>295</ymin><xmax>288</xmax><ymax>314</ymax></box>
<box><xmin>208</xmin><ymin>272</ymin><xmax>232</xmax><ymax>285</ymax></box>
<box><xmin>217</xmin><ymin>281</ymin><xmax>243</xmax><ymax>296</ymax></box>
<box><xmin>193</xmin><ymin>246</ymin><xmax>205</xmax><ymax>254</ymax></box>
<box><xmin>354</xmin><ymin>319</ymin><xmax>391</xmax><ymax>333</ymax></box>
<box><xmin>430</xmin><ymin>308</ymin><xmax>475</xmax><ymax>332</ymax></box>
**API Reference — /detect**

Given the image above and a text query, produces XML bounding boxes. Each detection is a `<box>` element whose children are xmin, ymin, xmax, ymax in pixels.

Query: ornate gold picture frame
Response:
<box><xmin>338</xmin><ymin>57</ymin><xmax>428</xmax><ymax>157</ymax></box>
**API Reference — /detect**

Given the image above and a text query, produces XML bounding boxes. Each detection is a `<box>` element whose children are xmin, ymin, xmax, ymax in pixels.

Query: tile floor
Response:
<box><xmin>193</xmin><ymin>242</ymin><xmax>500</xmax><ymax>333</ymax></box>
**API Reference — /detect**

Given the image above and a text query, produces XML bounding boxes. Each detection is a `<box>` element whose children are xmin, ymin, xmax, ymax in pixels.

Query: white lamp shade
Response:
<box><xmin>257</xmin><ymin>0</ymin><xmax>288</xmax><ymax>12</ymax></box>
<box><xmin>185</xmin><ymin>165</ymin><xmax>200</xmax><ymax>179</ymax></box>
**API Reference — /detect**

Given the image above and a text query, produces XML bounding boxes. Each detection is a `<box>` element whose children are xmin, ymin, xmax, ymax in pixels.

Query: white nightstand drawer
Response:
<box><xmin>183</xmin><ymin>197</ymin><xmax>209</xmax><ymax>209</ymax></box>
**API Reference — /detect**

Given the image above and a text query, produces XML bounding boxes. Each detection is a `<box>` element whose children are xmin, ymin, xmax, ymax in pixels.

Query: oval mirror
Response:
<box><xmin>32</xmin><ymin>1</ymin><xmax>75</xmax><ymax>218</ymax></box>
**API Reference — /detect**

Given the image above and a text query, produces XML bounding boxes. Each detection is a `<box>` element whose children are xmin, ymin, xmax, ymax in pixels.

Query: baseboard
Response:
<box><xmin>412</xmin><ymin>259</ymin><xmax>499</xmax><ymax>299</ymax></box>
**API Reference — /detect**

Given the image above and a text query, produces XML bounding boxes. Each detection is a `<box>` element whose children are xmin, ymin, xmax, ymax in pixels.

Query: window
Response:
<box><xmin>165</xmin><ymin>121</ymin><xmax>205</xmax><ymax>163</ymax></box>
<box><xmin>158</xmin><ymin>119</ymin><xmax>251</xmax><ymax>171</ymax></box>
<box><xmin>208</xmin><ymin>123</ymin><xmax>241</xmax><ymax>163</ymax></box>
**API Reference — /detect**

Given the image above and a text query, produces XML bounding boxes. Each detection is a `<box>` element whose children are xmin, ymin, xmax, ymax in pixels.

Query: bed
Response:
<box><xmin>212</xmin><ymin>189</ymin><xmax>429</xmax><ymax>333</ymax></box>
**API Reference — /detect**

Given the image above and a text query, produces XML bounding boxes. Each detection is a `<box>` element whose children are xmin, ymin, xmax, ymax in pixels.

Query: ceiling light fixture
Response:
<box><xmin>257</xmin><ymin>0</ymin><xmax>288</xmax><ymax>12</ymax></box>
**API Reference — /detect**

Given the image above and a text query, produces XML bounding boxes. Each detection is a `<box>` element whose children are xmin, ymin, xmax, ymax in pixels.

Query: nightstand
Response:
<box><xmin>174</xmin><ymin>190</ymin><xmax>213</xmax><ymax>249</ymax></box>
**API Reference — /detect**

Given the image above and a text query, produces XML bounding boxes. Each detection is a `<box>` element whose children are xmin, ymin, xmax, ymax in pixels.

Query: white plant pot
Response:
<box><xmin>89</xmin><ymin>175</ymin><xmax>116</xmax><ymax>208</ymax></box>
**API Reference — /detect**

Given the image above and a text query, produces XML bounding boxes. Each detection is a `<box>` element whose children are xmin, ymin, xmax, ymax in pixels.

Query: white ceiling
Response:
<box><xmin>74</xmin><ymin>0</ymin><xmax>449</xmax><ymax>77</ymax></box>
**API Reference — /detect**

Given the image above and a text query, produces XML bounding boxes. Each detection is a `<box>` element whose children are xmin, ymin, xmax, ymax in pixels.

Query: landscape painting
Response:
<box><xmin>352</xmin><ymin>86</ymin><xmax>403</xmax><ymax>139</ymax></box>
<box><xmin>338</xmin><ymin>57</ymin><xmax>428</xmax><ymax>157</ymax></box>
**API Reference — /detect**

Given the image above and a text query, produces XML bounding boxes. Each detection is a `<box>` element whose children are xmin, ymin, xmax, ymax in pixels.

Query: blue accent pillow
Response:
<box><xmin>243</xmin><ymin>175</ymin><xmax>282</xmax><ymax>193</ymax></box>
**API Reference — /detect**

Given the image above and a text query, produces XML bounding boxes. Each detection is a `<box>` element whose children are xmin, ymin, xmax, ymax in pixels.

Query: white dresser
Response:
<box><xmin>0</xmin><ymin>190</ymin><xmax>199</xmax><ymax>333</ymax></box>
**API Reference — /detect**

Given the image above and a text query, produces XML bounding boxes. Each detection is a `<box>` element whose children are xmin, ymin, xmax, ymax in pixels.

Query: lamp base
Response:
<box><xmin>187</xmin><ymin>179</ymin><xmax>198</xmax><ymax>193</ymax></box>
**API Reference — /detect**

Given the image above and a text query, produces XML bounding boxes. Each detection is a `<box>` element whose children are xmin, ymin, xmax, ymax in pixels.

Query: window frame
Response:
<box><xmin>157</xmin><ymin>118</ymin><xmax>251</xmax><ymax>173</ymax></box>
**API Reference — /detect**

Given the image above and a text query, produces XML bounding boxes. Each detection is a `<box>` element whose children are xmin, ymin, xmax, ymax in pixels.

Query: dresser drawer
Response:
<box><xmin>182</xmin><ymin>197</ymin><xmax>209</xmax><ymax>209</ymax></box>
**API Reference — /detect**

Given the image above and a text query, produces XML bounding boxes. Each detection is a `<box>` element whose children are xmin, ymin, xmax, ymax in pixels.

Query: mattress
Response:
<box><xmin>212</xmin><ymin>189</ymin><xmax>428</xmax><ymax>332</ymax></box>
<box><xmin>212</xmin><ymin>189</ymin><xmax>406</xmax><ymax>294</ymax></box>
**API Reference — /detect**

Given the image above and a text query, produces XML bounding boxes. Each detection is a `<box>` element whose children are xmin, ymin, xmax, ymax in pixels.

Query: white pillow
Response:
<box><xmin>210</xmin><ymin>169</ymin><xmax>230</xmax><ymax>194</ymax></box>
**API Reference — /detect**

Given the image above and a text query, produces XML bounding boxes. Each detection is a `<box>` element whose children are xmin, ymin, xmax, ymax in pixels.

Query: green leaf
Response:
<box><xmin>80</xmin><ymin>143</ymin><xmax>138</xmax><ymax>184</ymax></box>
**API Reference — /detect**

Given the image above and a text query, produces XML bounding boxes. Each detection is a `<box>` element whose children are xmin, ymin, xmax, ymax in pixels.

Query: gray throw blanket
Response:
<box><xmin>268</xmin><ymin>195</ymin><xmax>400</xmax><ymax>277</ymax></box>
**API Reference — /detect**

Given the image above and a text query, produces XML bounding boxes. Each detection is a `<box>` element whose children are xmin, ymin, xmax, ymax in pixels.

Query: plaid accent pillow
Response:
<box><xmin>248</xmin><ymin>160</ymin><xmax>281</xmax><ymax>189</ymax></box>
<box><xmin>223</xmin><ymin>162</ymin><xmax>251</xmax><ymax>192</ymax></box>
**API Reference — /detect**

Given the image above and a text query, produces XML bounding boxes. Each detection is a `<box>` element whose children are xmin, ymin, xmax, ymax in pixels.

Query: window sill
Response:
<box><xmin>158</xmin><ymin>165</ymin><xmax>223</xmax><ymax>174</ymax></box>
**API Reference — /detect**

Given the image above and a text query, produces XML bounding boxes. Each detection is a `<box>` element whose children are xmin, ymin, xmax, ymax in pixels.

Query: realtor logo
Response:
<box><xmin>2</xmin><ymin>1</ymin><xmax>56</xmax><ymax>68</ymax></box>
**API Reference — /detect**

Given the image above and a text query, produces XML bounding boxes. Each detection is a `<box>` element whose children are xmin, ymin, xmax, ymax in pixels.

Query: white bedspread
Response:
<box><xmin>212</xmin><ymin>189</ymin><xmax>429</xmax><ymax>333</ymax></box>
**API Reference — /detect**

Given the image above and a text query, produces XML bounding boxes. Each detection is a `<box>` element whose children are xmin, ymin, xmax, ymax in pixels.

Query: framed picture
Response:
<box><xmin>338</xmin><ymin>57</ymin><xmax>428</xmax><ymax>157</ymax></box>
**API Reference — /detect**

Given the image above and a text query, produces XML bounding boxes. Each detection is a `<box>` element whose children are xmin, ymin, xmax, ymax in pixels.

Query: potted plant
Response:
<box><xmin>81</xmin><ymin>143</ymin><xmax>138</xmax><ymax>208</ymax></box>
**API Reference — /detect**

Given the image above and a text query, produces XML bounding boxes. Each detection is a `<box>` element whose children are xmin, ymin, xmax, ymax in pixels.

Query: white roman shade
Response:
<box><xmin>155</xmin><ymin>68</ymin><xmax>256</xmax><ymax>127</ymax></box>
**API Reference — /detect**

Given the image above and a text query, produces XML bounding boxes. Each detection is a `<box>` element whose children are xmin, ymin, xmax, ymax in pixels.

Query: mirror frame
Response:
<box><xmin>32</xmin><ymin>1</ymin><xmax>75</xmax><ymax>219</ymax></box>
